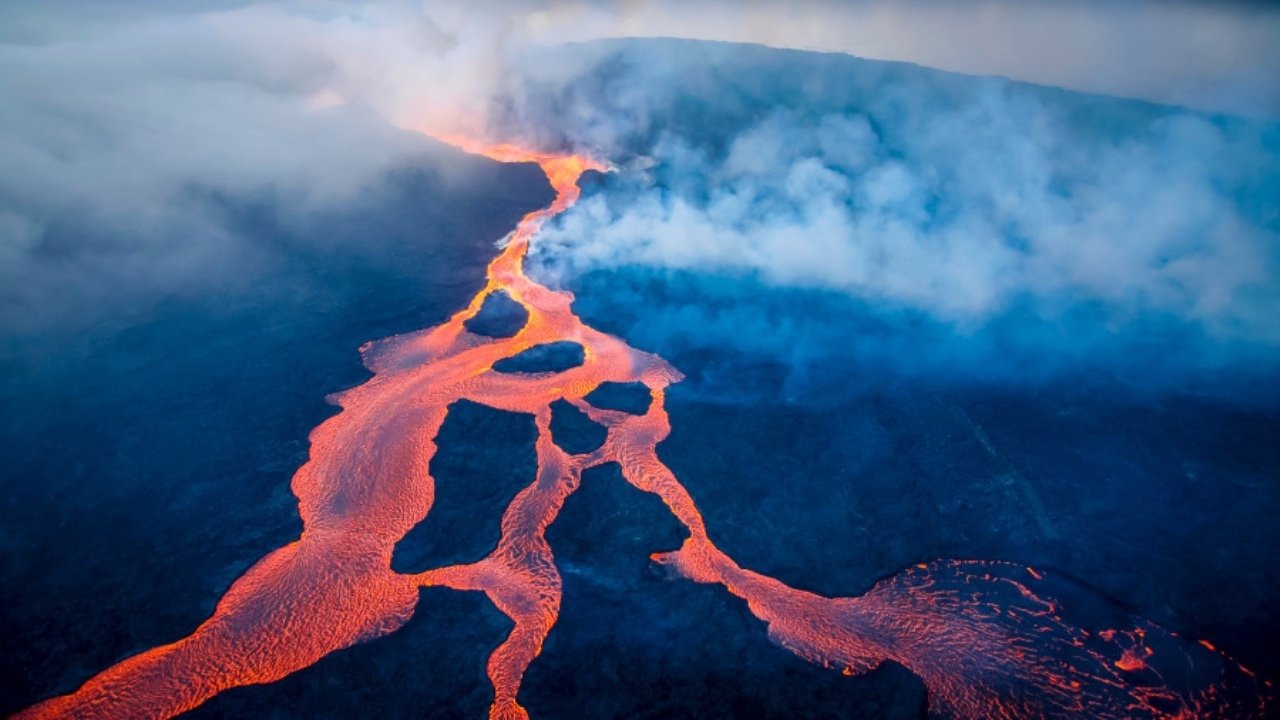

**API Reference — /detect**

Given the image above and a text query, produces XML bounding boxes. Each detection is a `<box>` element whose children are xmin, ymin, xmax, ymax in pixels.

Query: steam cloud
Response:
<box><xmin>2</xmin><ymin>1</ymin><xmax>1277</xmax><ymax>393</ymax></box>
<box><xmin>529</xmin><ymin>52</ymin><xmax>1279</xmax><ymax>341</ymax></box>
<box><xmin>514</xmin><ymin>39</ymin><xmax>1279</xmax><ymax>395</ymax></box>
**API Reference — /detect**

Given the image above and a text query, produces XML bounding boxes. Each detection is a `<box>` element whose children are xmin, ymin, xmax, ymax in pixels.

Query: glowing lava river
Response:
<box><xmin>18</xmin><ymin>137</ymin><xmax>1274</xmax><ymax>720</ymax></box>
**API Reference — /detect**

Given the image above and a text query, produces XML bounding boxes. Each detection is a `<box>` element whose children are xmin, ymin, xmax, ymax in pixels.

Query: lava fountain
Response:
<box><xmin>18</xmin><ymin>136</ymin><xmax>1273</xmax><ymax>720</ymax></box>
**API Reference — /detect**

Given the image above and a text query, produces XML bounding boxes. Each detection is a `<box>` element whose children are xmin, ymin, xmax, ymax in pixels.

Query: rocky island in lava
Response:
<box><xmin>2</xmin><ymin>3</ymin><xmax>1278</xmax><ymax>719</ymax></box>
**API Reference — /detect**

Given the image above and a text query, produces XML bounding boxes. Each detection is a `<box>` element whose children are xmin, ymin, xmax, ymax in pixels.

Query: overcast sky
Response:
<box><xmin>3</xmin><ymin>1</ymin><xmax>1278</xmax><ymax>117</ymax></box>
<box><xmin>522</xmin><ymin>0</ymin><xmax>1280</xmax><ymax>118</ymax></box>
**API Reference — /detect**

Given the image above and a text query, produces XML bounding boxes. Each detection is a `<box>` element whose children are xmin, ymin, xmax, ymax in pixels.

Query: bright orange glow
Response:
<box><xmin>18</xmin><ymin>135</ymin><xmax>1273</xmax><ymax>720</ymax></box>
<box><xmin>1116</xmin><ymin>649</ymin><xmax>1149</xmax><ymax>672</ymax></box>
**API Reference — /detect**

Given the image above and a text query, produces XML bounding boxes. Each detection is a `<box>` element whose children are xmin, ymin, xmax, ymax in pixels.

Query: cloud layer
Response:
<box><xmin>518</xmin><ymin>40</ymin><xmax>1279</xmax><ymax>394</ymax></box>
<box><xmin>2</xmin><ymin>1</ymin><xmax>1277</xmax><ymax>391</ymax></box>
<box><xmin>535</xmin><ymin>85</ymin><xmax>1279</xmax><ymax>337</ymax></box>
<box><xmin>0</xmin><ymin>2</ymin><xmax>501</xmax><ymax>335</ymax></box>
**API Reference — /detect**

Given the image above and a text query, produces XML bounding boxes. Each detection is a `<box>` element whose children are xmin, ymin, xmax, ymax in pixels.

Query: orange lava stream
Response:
<box><xmin>19</xmin><ymin>137</ymin><xmax>1273</xmax><ymax>720</ymax></box>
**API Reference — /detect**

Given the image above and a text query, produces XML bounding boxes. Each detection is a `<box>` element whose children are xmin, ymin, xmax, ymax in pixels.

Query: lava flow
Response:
<box><xmin>19</xmin><ymin>136</ymin><xmax>1273</xmax><ymax>720</ymax></box>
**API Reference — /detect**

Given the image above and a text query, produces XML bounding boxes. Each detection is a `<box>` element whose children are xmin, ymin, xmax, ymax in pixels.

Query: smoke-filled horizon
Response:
<box><xmin>516</xmin><ymin>40</ymin><xmax>1279</xmax><ymax>397</ymax></box>
<box><xmin>2</xmin><ymin>1</ymin><xmax>1277</xmax><ymax>397</ymax></box>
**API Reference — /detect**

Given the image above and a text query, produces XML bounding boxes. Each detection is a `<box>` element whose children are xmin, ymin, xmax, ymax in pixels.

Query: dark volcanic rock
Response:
<box><xmin>525</xmin><ymin>462</ymin><xmax>929</xmax><ymax>720</ymax></box>
<box><xmin>549</xmin><ymin>399</ymin><xmax>607</xmax><ymax>455</ymax></box>
<box><xmin>464</xmin><ymin>291</ymin><xmax>528</xmax><ymax>339</ymax></box>
<box><xmin>492</xmin><ymin>342</ymin><xmax>585</xmax><ymax>374</ymax></box>
<box><xmin>585</xmin><ymin>381</ymin><xmax>652</xmax><ymax>416</ymax></box>
<box><xmin>391</xmin><ymin>400</ymin><xmax>536</xmax><ymax>573</ymax></box>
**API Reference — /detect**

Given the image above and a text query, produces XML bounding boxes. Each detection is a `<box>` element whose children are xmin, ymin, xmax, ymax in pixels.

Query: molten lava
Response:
<box><xmin>19</xmin><ymin>136</ymin><xmax>1273</xmax><ymax>720</ymax></box>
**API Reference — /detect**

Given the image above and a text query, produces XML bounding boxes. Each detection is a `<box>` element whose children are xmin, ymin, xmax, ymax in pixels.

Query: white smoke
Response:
<box><xmin>2</xmin><ymin>0</ymin><xmax>1277</xmax><ymax>349</ymax></box>
<box><xmin>534</xmin><ymin>99</ymin><xmax>1278</xmax><ymax>344</ymax></box>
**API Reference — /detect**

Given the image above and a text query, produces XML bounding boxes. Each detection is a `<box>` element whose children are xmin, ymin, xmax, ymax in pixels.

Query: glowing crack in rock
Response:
<box><xmin>18</xmin><ymin>137</ymin><xmax>1274</xmax><ymax>720</ymax></box>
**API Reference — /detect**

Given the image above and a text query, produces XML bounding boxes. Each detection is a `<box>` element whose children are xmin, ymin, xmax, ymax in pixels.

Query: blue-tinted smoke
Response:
<box><xmin>512</xmin><ymin>41</ymin><xmax>1280</xmax><ymax>401</ymax></box>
